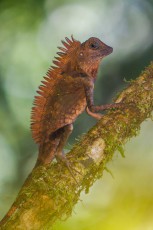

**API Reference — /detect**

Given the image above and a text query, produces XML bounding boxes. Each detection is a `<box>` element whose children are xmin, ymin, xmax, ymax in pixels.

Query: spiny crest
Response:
<box><xmin>51</xmin><ymin>35</ymin><xmax>80</xmax><ymax>71</ymax></box>
<box><xmin>31</xmin><ymin>72</ymin><xmax>59</xmax><ymax>144</ymax></box>
<box><xmin>31</xmin><ymin>36</ymin><xmax>80</xmax><ymax>144</ymax></box>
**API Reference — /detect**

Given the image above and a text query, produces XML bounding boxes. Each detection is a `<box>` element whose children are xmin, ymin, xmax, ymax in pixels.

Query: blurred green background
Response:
<box><xmin>0</xmin><ymin>0</ymin><xmax>153</xmax><ymax>229</ymax></box>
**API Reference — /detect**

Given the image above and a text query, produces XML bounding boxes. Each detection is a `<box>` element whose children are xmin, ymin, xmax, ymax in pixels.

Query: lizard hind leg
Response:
<box><xmin>55</xmin><ymin>124</ymin><xmax>80</xmax><ymax>184</ymax></box>
<box><xmin>35</xmin><ymin>126</ymin><xmax>68</xmax><ymax>167</ymax></box>
<box><xmin>35</xmin><ymin>125</ymin><xmax>73</xmax><ymax>168</ymax></box>
<box><xmin>55</xmin><ymin>123</ymin><xmax>73</xmax><ymax>160</ymax></box>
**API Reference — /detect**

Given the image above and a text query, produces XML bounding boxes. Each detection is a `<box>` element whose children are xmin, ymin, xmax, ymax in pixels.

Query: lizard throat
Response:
<box><xmin>84</xmin><ymin>63</ymin><xmax>99</xmax><ymax>79</ymax></box>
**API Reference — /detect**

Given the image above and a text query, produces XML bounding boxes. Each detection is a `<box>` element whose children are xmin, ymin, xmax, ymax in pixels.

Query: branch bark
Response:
<box><xmin>0</xmin><ymin>62</ymin><xmax>153</xmax><ymax>230</ymax></box>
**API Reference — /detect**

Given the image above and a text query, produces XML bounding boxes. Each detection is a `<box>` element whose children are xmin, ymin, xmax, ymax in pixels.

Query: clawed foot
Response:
<box><xmin>55</xmin><ymin>153</ymin><xmax>81</xmax><ymax>185</ymax></box>
<box><xmin>111</xmin><ymin>102</ymin><xmax>124</xmax><ymax>109</ymax></box>
<box><xmin>101</xmin><ymin>102</ymin><xmax>124</xmax><ymax>110</ymax></box>
<box><xmin>86</xmin><ymin>103</ymin><xmax>125</xmax><ymax>120</ymax></box>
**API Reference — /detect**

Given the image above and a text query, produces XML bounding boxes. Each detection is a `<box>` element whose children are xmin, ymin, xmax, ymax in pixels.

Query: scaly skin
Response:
<box><xmin>31</xmin><ymin>36</ymin><xmax>121</xmax><ymax>166</ymax></box>
<box><xmin>0</xmin><ymin>36</ymin><xmax>122</xmax><ymax>225</ymax></box>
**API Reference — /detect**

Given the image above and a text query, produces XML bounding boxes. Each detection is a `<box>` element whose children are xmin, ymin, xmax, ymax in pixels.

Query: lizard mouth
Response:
<box><xmin>101</xmin><ymin>46</ymin><xmax>113</xmax><ymax>56</ymax></box>
<box><xmin>92</xmin><ymin>46</ymin><xmax>113</xmax><ymax>59</ymax></box>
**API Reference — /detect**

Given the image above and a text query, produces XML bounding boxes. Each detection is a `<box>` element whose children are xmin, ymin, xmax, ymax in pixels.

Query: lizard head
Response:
<box><xmin>52</xmin><ymin>36</ymin><xmax>113</xmax><ymax>80</ymax></box>
<box><xmin>76</xmin><ymin>37</ymin><xmax>113</xmax><ymax>79</ymax></box>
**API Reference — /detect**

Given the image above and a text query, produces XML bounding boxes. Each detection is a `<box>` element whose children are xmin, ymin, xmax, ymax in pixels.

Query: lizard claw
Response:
<box><xmin>55</xmin><ymin>154</ymin><xmax>81</xmax><ymax>185</ymax></box>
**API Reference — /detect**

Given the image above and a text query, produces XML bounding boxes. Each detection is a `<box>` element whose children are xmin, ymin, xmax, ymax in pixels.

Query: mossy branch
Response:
<box><xmin>0</xmin><ymin>62</ymin><xmax>153</xmax><ymax>230</ymax></box>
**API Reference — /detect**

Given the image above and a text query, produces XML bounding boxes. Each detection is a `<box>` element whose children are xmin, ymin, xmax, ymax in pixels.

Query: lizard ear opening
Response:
<box><xmin>79</xmin><ymin>52</ymin><xmax>84</xmax><ymax>57</ymax></box>
<box><xmin>78</xmin><ymin>52</ymin><xmax>84</xmax><ymax>60</ymax></box>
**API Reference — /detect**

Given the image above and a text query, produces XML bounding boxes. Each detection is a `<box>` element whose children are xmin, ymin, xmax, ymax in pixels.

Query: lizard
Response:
<box><xmin>31</xmin><ymin>35</ymin><xmax>122</xmax><ymax>168</ymax></box>
<box><xmin>0</xmin><ymin>36</ymin><xmax>122</xmax><ymax>225</ymax></box>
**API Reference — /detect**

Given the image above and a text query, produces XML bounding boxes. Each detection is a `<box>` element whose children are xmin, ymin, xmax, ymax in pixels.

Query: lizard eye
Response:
<box><xmin>89</xmin><ymin>41</ymin><xmax>100</xmax><ymax>49</ymax></box>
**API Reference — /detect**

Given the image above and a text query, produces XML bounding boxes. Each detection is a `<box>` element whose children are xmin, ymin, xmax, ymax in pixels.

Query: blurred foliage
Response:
<box><xmin>0</xmin><ymin>0</ymin><xmax>153</xmax><ymax>229</ymax></box>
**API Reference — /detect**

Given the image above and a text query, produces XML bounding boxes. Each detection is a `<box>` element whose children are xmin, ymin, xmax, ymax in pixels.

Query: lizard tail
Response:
<box><xmin>0</xmin><ymin>206</ymin><xmax>17</xmax><ymax>226</ymax></box>
<box><xmin>0</xmin><ymin>135</ymin><xmax>60</xmax><ymax>225</ymax></box>
<box><xmin>0</xmin><ymin>139</ymin><xmax>60</xmax><ymax>226</ymax></box>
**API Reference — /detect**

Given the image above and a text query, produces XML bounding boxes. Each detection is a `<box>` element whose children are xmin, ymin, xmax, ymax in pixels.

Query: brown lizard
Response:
<box><xmin>31</xmin><ymin>36</ymin><xmax>122</xmax><ymax>167</ymax></box>
<box><xmin>0</xmin><ymin>37</ymin><xmax>122</xmax><ymax>225</ymax></box>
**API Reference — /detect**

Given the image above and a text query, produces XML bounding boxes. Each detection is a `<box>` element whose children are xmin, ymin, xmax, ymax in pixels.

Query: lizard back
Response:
<box><xmin>31</xmin><ymin>36</ymin><xmax>86</xmax><ymax>144</ymax></box>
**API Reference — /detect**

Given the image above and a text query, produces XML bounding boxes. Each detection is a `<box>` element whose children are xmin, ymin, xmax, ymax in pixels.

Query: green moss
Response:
<box><xmin>117</xmin><ymin>145</ymin><xmax>125</xmax><ymax>158</ymax></box>
<box><xmin>2</xmin><ymin>62</ymin><xmax>153</xmax><ymax>229</ymax></box>
<box><xmin>104</xmin><ymin>167</ymin><xmax>114</xmax><ymax>178</ymax></box>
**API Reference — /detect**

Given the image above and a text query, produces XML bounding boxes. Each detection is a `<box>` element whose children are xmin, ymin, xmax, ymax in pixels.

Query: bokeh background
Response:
<box><xmin>0</xmin><ymin>0</ymin><xmax>153</xmax><ymax>229</ymax></box>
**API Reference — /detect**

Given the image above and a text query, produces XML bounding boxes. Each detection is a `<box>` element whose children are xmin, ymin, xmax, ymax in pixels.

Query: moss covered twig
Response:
<box><xmin>0</xmin><ymin>62</ymin><xmax>153</xmax><ymax>230</ymax></box>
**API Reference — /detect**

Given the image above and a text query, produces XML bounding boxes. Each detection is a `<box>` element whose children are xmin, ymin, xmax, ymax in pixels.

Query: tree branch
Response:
<box><xmin>0</xmin><ymin>62</ymin><xmax>153</xmax><ymax>230</ymax></box>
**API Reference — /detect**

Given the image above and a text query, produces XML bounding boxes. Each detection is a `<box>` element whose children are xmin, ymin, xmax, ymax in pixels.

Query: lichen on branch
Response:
<box><xmin>0</xmin><ymin>62</ymin><xmax>153</xmax><ymax>230</ymax></box>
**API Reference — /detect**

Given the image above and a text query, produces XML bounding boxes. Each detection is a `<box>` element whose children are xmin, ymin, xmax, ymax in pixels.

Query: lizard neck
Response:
<box><xmin>61</xmin><ymin>59</ymin><xmax>99</xmax><ymax>81</ymax></box>
<box><xmin>80</xmin><ymin>61</ymin><xmax>100</xmax><ymax>80</ymax></box>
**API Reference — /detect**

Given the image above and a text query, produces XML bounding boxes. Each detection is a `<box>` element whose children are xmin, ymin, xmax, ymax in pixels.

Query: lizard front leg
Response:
<box><xmin>85</xmin><ymin>106</ymin><xmax>103</xmax><ymax>120</ymax></box>
<box><xmin>84</xmin><ymin>80</ymin><xmax>122</xmax><ymax>118</ymax></box>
